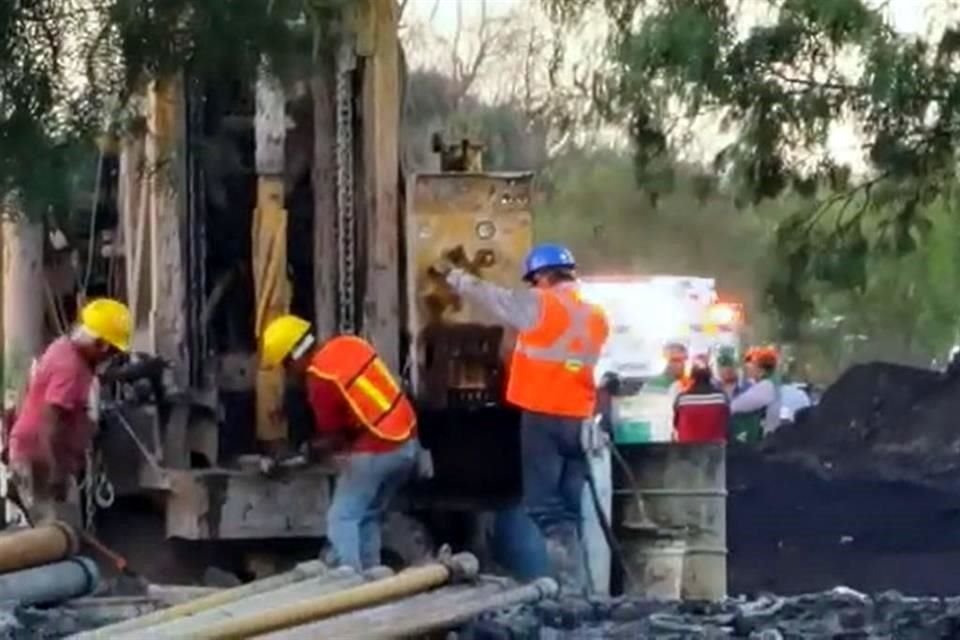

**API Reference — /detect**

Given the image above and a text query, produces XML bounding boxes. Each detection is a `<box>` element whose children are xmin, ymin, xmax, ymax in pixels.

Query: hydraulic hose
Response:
<box><xmin>583</xmin><ymin>459</ymin><xmax>640</xmax><ymax>590</ymax></box>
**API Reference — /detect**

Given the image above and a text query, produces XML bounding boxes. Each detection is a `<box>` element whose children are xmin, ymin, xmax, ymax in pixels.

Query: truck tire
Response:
<box><xmin>380</xmin><ymin>512</ymin><xmax>434</xmax><ymax>570</ymax></box>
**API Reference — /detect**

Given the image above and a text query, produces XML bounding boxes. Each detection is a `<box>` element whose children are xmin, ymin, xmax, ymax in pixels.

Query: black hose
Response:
<box><xmin>583</xmin><ymin>450</ymin><xmax>641</xmax><ymax>591</ymax></box>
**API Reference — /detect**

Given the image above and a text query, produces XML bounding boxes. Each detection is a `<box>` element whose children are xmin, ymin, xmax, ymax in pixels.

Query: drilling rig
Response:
<box><xmin>24</xmin><ymin>0</ymin><xmax>537</xmax><ymax>575</ymax></box>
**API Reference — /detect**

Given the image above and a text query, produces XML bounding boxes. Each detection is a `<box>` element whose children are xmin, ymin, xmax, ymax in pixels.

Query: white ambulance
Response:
<box><xmin>580</xmin><ymin>275</ymin><xmax>743</xmax><ymax>442</ymax></box>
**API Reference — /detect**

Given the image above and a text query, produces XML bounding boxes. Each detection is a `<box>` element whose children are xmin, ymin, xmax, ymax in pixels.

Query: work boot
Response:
<box><xmin>544</xmin><ymin>524</ymin><xmax>588</xmax><ymax>595</ymax></box>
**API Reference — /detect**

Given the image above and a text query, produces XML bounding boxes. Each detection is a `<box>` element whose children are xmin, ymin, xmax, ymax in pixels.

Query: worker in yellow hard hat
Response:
<box><xmin>261</xmin><ymin>315</ymin><xmax>418</xmax><ymax>571</ymax></box>
<box><xmin>8</xmin><ymin>298</ymin><xmax>131</xmax><ymax>525</ymax></box>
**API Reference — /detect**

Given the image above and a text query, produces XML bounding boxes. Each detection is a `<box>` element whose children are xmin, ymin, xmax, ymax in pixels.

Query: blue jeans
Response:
<box><xmin>492</xmin><ymin>505</ymin><xmax>550</xmax><ymax>580</ymax></box>
<box><xmin>327</xmin><ymin>439</ymin><xmax>418</xmax><ymax>570</ymax></box>
<box><xmin>521</xmin><ymin>411</ymin><xmax>587</xmax><ymax>533</ymax></box>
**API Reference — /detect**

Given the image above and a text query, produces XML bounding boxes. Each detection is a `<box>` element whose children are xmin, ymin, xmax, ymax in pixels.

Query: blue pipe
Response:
<box><xmin>0</xmin><ymin>556</ymin><xmax>99</xmax><ymax>607</ymax></box>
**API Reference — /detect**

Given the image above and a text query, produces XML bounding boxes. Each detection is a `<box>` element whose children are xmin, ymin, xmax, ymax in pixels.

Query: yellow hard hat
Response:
<box><xmin>80</xmin><ymin>298</ymin><xmax>132</xmax><ymax>352</ymax></box>
<box><xmin>261</xmin><ymin>315</ymin><xmax>312</xmax><ymax>368</ymax></box>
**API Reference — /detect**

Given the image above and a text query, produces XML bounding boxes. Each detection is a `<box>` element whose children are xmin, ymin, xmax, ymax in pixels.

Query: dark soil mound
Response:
<box><xmin>763</xmin><ymin>362</ymin><xmax>960</xmax><ymax>488</ymax></box>
<box><xmin>728</xmin><ymin>447</ymin><xmax>960</xmax><ymax>596</ymax></box>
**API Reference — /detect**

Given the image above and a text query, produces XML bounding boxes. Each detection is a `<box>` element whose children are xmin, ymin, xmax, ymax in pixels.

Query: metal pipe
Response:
<box><xmin>0</xmin><ymin>556</ymin><xmax>99</xmax><ymax>606</ymax></box>
<box><xmin>73</xmin><ymin>559</ymin><xmax>329</xmax><ymax>639</ymax></box>
<box><xmin>0</xmin><ymin>521</ymin><xmax>77</xmax><ymax>573</ymax></box>
<box><xmin>146</xmin><ymin>585</ymin><xmax>224</xmax><ymax>607</ymax></box>
<box><xmin>270</xmin><ymin>577</ymin><xmax>559</xmax><ymax>640</ymax></box>
<box><xmin>129</xmin><ymin>567</ymin><xmax>386</xmax><ymax>640</ymax></box>
<box><xmin>269</xmin><ymin>583</ymin><xmax>502</xmax><ymax>639</ymax></box>
<box><xmin>195</xmin><ymin>553</ymin><xmax>479</xmax><ymax>640</ymax></box>
<box><xmin>362</xmin><ymin>577</ymin><xmax>558</xmax><ymax>640</ymax></box>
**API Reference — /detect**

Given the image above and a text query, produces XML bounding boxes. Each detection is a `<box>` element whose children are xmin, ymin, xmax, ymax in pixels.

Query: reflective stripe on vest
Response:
<box><xmin>514</xmin><ymin>289</ymin><xmax>602</xmax><ymax>371</ymax></box>
<box><xmin>507</xmin><ymin>287</ymin><xmax>609</xmax><ymax>418</ymax></box>
<box><xmin>307</xmin><ymin>336</ymin><xmax>415</xmax><ymax>442</ymax></box>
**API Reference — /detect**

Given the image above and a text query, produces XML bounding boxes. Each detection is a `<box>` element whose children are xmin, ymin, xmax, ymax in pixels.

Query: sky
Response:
<box><xmin>407</xmin><ymin>0</ymin><xmax>938</xmax><ymax>38</ymax></box>
<box><xmin>403</xmin><ymin>0</ymin><xmax>949</xmax><ymax>166</ymax></box>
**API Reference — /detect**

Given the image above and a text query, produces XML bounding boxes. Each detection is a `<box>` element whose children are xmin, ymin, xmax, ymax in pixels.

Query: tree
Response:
<box><xmin>543</xmin><ymin>0</ymin><xmax>960</xmax><ymax>321</ymax></box>
<box><xmin>401</xmin><ymin>0</ymin><xmax>601</xmax><ymax>166</ymax></box>
<box><xmin>0</xmin><ymin>1</ymin><xmax>346</xmax><ymax>223</ymax></box>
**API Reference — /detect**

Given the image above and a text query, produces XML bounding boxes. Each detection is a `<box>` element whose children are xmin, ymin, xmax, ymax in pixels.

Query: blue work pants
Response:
<box><xmin>326</xmin><ymin>439</ymin><xmax>418</xmax><ymax>570</ymax></box>
<box><xmin>521</xmin><ymin>410</ymin><xmax>587</xmax><ymax>533</ymax></box>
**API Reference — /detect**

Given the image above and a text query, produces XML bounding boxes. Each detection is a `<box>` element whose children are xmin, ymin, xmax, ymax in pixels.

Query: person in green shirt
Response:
<box><xmin>645</xmin><ymin>342</ymin><xmax>688</xmax><ymax>398</ymax></box>
<box><xmin>729</xmin><ymin>346</ymin><xmax>781</xmax><ymax>444</ymax></box>
<box><xmin>716</xmin><ymin>347</ymin><xmax>749</xmax><ymax>400</ymax></box>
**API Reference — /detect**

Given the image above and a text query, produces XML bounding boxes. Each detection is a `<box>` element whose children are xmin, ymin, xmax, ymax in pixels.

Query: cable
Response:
<box><xmin>583</xmin><ymin>459</ymin><xmax>640</xmax><ymax>590</ymax></box>
<box><xmin>81</xmin><ymin>148</ymin><xmax>105</xmax><ymax>297</ymax></box>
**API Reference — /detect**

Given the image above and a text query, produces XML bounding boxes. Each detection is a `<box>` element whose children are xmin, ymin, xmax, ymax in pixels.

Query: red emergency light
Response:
<box><xmin>706</xmin><ymin>302</ymin><xmax>742</xmax><ymax>326</ymax></box>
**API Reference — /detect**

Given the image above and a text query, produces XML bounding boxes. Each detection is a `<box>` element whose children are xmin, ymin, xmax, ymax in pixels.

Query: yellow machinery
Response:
<box><xmin>405</xmin><ymin>163</ymin><xmax>534</xmax><ymax>409</ymax></box>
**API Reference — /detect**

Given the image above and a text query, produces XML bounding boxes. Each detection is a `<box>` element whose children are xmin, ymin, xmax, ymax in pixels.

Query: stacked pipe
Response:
<box><xmin>76</xmin><ymin>552</ymin><xmax>559</xmax><ymax>639</ymax></box>
<box><xmin>263</xmin><ymin>576</ymin><xmax>559</xmax><ymax>640</ymax></box>
<box><xmin>0</xmin><ymin>521</ymin><xmax>100</xmax><ymax>606</ymax></box>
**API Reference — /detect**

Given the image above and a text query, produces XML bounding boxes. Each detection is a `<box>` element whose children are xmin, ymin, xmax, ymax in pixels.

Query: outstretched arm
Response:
<box><xmin>730</xmin><ymin>380</ymin><xmax>776</xmax><ymax>414</ymax></box>
<box><xmin>445</xmin><ymin>269</ymin><xmax>541</xmax><ymax>331</ymax></box>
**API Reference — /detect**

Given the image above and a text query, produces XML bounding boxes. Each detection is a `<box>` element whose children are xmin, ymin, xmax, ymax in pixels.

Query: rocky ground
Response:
<box><xmin>7</xmin><ymin>586</ymin><xmax>960</xmax><ymax>639</ymax></box>
<box><xmin>468</xmin><ymin>588</ymin><xmax>960</xmax><ymax>638</ymax></box>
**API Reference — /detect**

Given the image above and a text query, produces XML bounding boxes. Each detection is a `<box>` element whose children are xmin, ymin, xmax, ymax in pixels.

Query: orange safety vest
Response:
<box><xmin>506</xmin><ymin>285</ymin><xmax>609</xmax><ymax>419</ymax></box>
<box><xmin>306</xmin><ymin>336</ymin><xmax>416</xmax><ymax>443</ymax></box>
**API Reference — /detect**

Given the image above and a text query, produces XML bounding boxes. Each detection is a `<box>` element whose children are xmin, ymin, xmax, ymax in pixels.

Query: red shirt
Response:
<box><xmin>306</xmin><ymin>376</ymin><xmax>410</xmax><ymax>454</ymax></box>
<box><xmin>673</xmin><ymin>386</ymin><xmax>729</xmax><ymax>443</ymax></box>
<box><xmin>10</xmin><ymin>337</ymin><xmax>95</xmax><ymax>474</ymax></box>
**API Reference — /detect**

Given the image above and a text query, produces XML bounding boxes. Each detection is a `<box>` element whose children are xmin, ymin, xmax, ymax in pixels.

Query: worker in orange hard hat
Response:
<box><xmin>260</xmin><ymin>315</ymin><xmax>418</xmax><ymax>571</ymax></box>
<box><xmin>8</xmin><ymin>299</ymin><xmax>132</xmax><ymax>525</ymax></box>
<box><xmin>729</xmin><ymin>345</ymin><xmax>781</xmax><ymax>444</ymax></box>
<box><xmin>431</xmin><ymin>242</ymin><xmax>610</xmax><ymax>593</ymax></box>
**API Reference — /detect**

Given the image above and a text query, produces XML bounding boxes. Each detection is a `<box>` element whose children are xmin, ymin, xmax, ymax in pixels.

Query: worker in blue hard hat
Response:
<box><xmin>431</xmin><ymin>242</ymin><xmax>610</xmax><ymax>593</ymax></box>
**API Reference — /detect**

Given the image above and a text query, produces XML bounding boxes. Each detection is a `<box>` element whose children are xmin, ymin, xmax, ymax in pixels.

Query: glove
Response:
<box><xmin>429</xmin><ymin>245</ymin><xmax>474</xmax><ymax>277</ymax></box>
<box><xmin>428</xmin><ymin>256</ymin><xmax>456</xmax><ymax>278</ymax></box>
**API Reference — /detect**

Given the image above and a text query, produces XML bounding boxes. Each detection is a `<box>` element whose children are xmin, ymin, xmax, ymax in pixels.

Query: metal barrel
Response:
<box><xmin>613</xmin><ymin>442</ymin><xmax>727</xmax><ymax>600</ymax></box>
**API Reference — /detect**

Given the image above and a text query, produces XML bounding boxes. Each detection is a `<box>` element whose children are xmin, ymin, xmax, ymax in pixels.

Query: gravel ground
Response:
<box><xmin>7</xmin><ymin>587</ymin><xmax>960</xmax><ymax>639</ymax></box>
<box><xmin>467</xmin><ymin>588</ymin><xmax>960</xmax><ymax>639</ymax></box>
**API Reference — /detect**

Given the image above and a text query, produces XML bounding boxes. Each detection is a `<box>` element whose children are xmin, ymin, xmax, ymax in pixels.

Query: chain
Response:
<box><xmin>335</xmin><ymin>41</ymin><xmax>357</xmax><ymax>335</ymax></box>
<box><xmin>82</xmin><ymin>446</ymin><xmax>96</xmax><ymax>533</ymax></box>
<box><xmin>79</xmin><ymin>446</ymin><xmax>115</xmax><ymax>533</ymax></box>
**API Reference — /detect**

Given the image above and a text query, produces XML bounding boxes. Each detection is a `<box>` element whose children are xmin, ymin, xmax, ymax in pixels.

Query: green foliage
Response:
<box><xmin>535</xmin><ymin>147</ymin><xmax>778</xmax><ymax>327</ymax></box>
<box><xmin>545</xmin><ymin>0</ymin><xmax>960</xmax><ymax>322</ymax></box>
<box><xmin>404</xmin><ymin>70</ymin><xmax>549</xmax><ymax>172</ymax></box>
<box><xmin>0</xmin><ymin>0</ymin><xmax>345</xmax><ymax>222</ymax></box>
<box><xmin>0</xmin><ymin>1</ymin><xmax>102</xmax><ymax>221</ymax></box>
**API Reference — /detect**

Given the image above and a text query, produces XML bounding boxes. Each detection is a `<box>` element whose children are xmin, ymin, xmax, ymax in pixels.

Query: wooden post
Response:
<box><xmin>146</xmin><ymin>75</ymin><xmax>189</xmax><ymax>386</ymax></box>
<box><xmin>1</xmin><ymin>207</ymin><xmax>44</xmax><ymax>407</ymax></box>
<box><xmin>311</xmin><ymin>55</ymin><xmax>338</xmax><ymax>341</ymax></box>
<box><xmin>357</xmin><ymin>0</ymin><xmax>401</xmax><ymax>372</ymax></box>
<box><xmin>253</xmin><ymin>62</ymin><xmax>291</xmax><ymax>447</ymax></box>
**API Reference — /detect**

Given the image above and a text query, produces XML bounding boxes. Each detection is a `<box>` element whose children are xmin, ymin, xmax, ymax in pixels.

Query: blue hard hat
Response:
<box><xmin>523</xmin><ymin>243</ymin><xmax>576</xmax><ymax>281</ymax></box>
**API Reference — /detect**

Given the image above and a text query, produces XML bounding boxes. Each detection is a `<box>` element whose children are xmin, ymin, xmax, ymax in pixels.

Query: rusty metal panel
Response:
<box><xmin>404</xmin><ymin>172</ymin><xmax>534</xmax><ymax>402</ymax></box>
<box><xmin>165</xmin><ymin>469</ymin><xmax>333</xmax><ymax>540</ymax></box>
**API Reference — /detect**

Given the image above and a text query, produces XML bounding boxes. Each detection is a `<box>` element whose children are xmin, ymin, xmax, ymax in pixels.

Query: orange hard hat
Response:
<box><xmin>746</xmin><ymin>345</ymin><xmax>778</xmax><ymax>368</ymax></box>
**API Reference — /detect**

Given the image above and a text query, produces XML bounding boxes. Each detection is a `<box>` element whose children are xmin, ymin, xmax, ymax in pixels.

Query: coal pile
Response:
<box><xmin>728</xmin><ymin>447</ymin><xmax>960</xmax><ymax>596</ymax></box>
<box><xmin>763</xmin><ymin>362</ymin><xmax>960</xmax><ymax>488</ymax></box>
<box><xmin>469</xmin><ymin>588</ymin><xmax>960</xmax><ymax>638</ymax></box>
